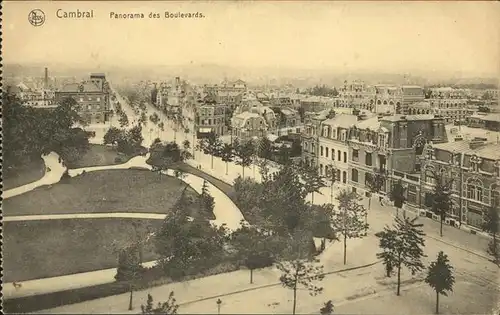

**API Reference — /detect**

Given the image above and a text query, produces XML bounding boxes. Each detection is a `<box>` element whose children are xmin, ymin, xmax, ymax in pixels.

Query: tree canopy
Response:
<box><xmin>3</xmin><ymin>93</ymin><xmax>91</xmax><ymax>171</ymax></box>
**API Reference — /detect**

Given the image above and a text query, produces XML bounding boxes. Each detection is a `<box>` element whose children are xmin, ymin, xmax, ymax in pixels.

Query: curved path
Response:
<box><xmin>4</xmin><ymin>152</ymin><xmax>246</xmax><ymax>300</ymax></box>
<box><xmin>3</xmin><ymin>152</ymin><xmax>67</xmax><ymax>200</ymax></box>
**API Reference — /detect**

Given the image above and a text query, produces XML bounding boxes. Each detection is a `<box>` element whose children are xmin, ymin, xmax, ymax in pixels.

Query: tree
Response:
<box><xmin>199</xmin><ymin>132</ymin><xmax>222</xmax><ymax>169</ymax></box>
<box><xmin>425</xmin><ymin>251</ymin><xmax>455</xmax><ymax>314</ymax></box>
<box><xmin>141</xmin><ymin>292</ymin><xmax>179</xmax><ymax>314</ymax></box>
<box><xmin>200</xmin><ymin>180</ymin><xmax>215</xmax><ymax>214</ymax></box>
<box><xmin>299</xmin><ymin>161</ymin><xmax>326</xmax><ymax>204</ymax></box>
<box><xmin>230</xmin><ymin>221</ymin><xmax>281</xmax><ymax>283</ymax></box>
<box><xmin>155</xmin><ymin>208</ymin><xmax>228</xmax><ymax>280</ymax></box>
<box><xmin>390</xmin><ymin>179</ymin><xmax>407</xmax><ymax>215</ymax></box>
<box><xmin>146</xmin><ymin>141</ymin><xmax>186</xmax><ymax>177</ymax></box>
<box><xmin>258</xmin><ymin>136</ymin><xmax>273</xmax><ymax>160</ymax></box>
<box><xmin>128</xmin><ymin>125</ymin><xmax>144</xmax><ymax>148</ymax></box>
<box><xmin>325</xmin><ymin>166</ymin><xmax>338</xmax><ymax>203</ymax></box>
<box><xmin>365</xmin><ymin>169</ymin><xmax>386</xmax><ymax>207</ymax></box>
<box><xmin>103</xmin><ymin>127</ymin><xmax>124</xmax><ymax>147</ymax></box>
<box><xmin>375</xmin><ymin>214</ymin><xmax>427</xmax><ymax>296</ymax></box>
<box><xmin>115</xmin><ymin>245</ymin><xmax>144</xmax><ymax>310</ymax></box>
<box><xmin>3</xmin><ymin>94</ymin><xmax>90</xmax><ymax>170</ymax></box>
<box><xmin>482</xmin><ymin>202</ymin><xmax>500</xmax><ymax>265</ymax></box>
<box><xmin>320</xmin><ymin>300</ymin><xmax>334</xmax><ymax>315</ymax></box>
<box><xmin>430</xmin><ymin>171</ymin><xmax>453</xmax><ymax>237</ymax></box>
<box><xmin>119</xmin><ymin>113</ymin><xmax>129</xmax><ymax>127</ymax></box>
<box><xmin>234</xmin><ymin>139</ymin><xmax>255</xmax><ymax>178</ymax></box>
<box><xmin>220</xmin><ymin>143</ymin><xmax>234</xmax><ymax>175</ymax></box>
<box><xmin>333</xmin><ymin>190</ymin><xmax>368</xmax><ymax>265</ymax></box>
<box><xmin>277</xmin><ymin>255</ymin><xmax>324</xmax><ymax>315</ymax></box>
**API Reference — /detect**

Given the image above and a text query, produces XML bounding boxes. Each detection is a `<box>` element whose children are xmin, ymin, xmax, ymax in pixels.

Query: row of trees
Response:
<box><xmin>3</xmin><ymin>92</ymin><xmax>92</xmax><ymax>171</ymax></box>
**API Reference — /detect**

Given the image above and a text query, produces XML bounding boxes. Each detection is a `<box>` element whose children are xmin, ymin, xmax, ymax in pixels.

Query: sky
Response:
<box><xmin>4</xmin><ymin>1</ymin><xmax>500</xmax><ymax>77</ymax></box>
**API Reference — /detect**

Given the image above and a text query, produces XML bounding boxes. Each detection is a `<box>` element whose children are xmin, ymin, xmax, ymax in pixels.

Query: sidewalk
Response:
<box><xmin>37</xmin><ymin>238</ymin><xmax>381</xmax><ymax>314</ymax></box>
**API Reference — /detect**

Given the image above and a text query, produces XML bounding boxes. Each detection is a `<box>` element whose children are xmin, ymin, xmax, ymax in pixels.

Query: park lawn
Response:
<box><xmin>65</xmin><ymin>144</ymin><xmax>142</xmax><ymax>168</ymax></box>
<box><xmin>3</xmin><ymin>218</ymin><xmax>161</xmax><ymax>282</ymax></box>
<box><xmin>3</xmin><ymin>169</ymin><xmax>215</xmax><ymax>221</ymax></box>
<box><xmin>3</xmin><ymin>158</ymin><xmax>45</xmax><ymax>190</ymax></box>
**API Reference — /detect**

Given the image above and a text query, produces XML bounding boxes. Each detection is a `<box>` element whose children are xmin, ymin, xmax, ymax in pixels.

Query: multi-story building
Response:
<box><xmin>301</xmin><ymin>109</ymin><xmax>332</xmax><ymax>167</ymax></box>
<box><xmin>269</xmin><ymin>93</ymin><xmax>293</xmax><ymax>107</ymax></box>
<box><xmin>55</xmin><ymin>75</ymin><xmax>110</xmax><ymax>124</ymax></box>
<box><xmin>156</xmin><ymin>77</ymin><xmax>185</xmax><ymax>113</ymax></box>
<box><xmin>420</xmin><ymin>139</ymin><xmax>500</xmax><ymax>229</ymax></box>
<box><xmin>467</xmin><ymin>113</ymin><xmax>500</xmax><ymax>131</ymax></box>
<box><xmin>195</xmin><ymin>94</ymin><xmax>226</xmax><ymax>136</ymax></box>
<box><xmin>318</xmin><ymin>114</ymin><xmax>359</xmax><ymax>185</ymax></box>
<box><xmin>424</xmin><ymin>87</ymin><xmax>471</xmax><ymax>124</ymax></box>
<box><xmin>219</xmin><ymin>79</ymin><xmax>247</xmax><ymax>93</ymax></box>
<box><xmin>272</xmin><ymin>107</ymin><xmax>301</xmax><ymax>129</ymax></box>
<box><xmin>336</xmin><ymin>80</ymin><xmax>376</xmax><ymax>110</ymax></box>
<box><xmin>12</xmin><ymin>83</ymin><xmax>57</xmax><ymax>109</ymax></box>
<box><xmin>217</xmin><ymin>91</ymin><xmax>243</xmax><ymax>110</ymax></box>
<box><xmin>347</xmin><ymin>114</ymin><xmax>447</xmax><ymax>201</ymax></box>
<box><xmin>231</xmin><ymin>112</ymin><xmax>267</xmax><ymax>139</ymax></box>
<box><xmin>300</xmin><ymin>96</ymin><xmax>327</xmax><ymax>113</ymax></box>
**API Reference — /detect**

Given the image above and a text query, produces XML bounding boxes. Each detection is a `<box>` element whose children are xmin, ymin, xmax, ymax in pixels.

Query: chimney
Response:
<box><xmin>44</xmin><ymin>67</ymin><xmax>48</xmax><ymax>89</ymax></box>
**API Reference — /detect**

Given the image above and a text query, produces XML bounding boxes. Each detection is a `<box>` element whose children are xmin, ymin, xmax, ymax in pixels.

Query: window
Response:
<box><xmin>353</xmin><ymin>149</ymin><xmax>359</xmax><ymax>162</ymax></box>
<box><xmin>467</xmin><ymin>179</ymin><xmax>483</xmax><ymax>202</ymax></box>
<box><xmin>338</xmin><ymin>150</ymin><xmax>341</xmax><ymax>161</ymax></box>
<box><xmin>365</xmin><ymin>152</ymin><xmax>372</xmax><ymax>166</ymax></box>
<box><xmin>352</xmin><ymin>169</ymin><xmax>358</xmax><ymax>182</ymax></box>
<box><xmin>320</xmin><ymin>146</ymin><xmax>324</xmax><ymax>157</ymax></box>
<box><xmin>97</xmin><ymin>97</ymin><xmax>101</xmax><ymax>101</ymax></box>
<box><xmin>331</xmin><ymin>149</ymin><xmax>335</xmax><ymax>160</ymax></box>
<box><xmin>87</xmin><ymin>105</ymin><xmax>92</xmax><ymax>110</ymax></box>
<box><xmin>319</xmin><ymin>164</ymin><xmax>324</xmax><ymax>175</ymax></box>
<box><xmin>343</xmin><ymin>152</ymin><xmax>347</xmax><ymax>163</ymax></box>
<box><xmin>425</xmin><ymin>168</ymin><xmax>436</xmax><ymax>185</ymax></box>
<box><xmin>325</xmin><ymin>147</ymin><xmax>329</xmax><ymax>158</ymax></box>
<box><xmin>342</xmin><ymin>171</ymin><xmax>347</xmax><ymax>184</ymax></box>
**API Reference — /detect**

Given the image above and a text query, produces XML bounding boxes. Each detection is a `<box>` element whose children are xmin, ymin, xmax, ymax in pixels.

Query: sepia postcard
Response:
<box><xmin>2</xmin><ymin>1</ymin><xmax>500</xmax><ymax>314</ymax></box>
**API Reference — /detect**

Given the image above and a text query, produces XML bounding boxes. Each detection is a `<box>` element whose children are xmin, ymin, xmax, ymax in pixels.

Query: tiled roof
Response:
<box><xmin>432</xmin><ymin>141</ymin><xmax>500</xmax><ymax>160</ymax></box>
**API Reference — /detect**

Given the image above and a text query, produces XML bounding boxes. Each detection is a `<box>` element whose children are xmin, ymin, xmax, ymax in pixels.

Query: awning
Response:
<box><xmin>199</xmin><ymin>128</ymin><xmax>213</xmax><ymax>133</ymax></box>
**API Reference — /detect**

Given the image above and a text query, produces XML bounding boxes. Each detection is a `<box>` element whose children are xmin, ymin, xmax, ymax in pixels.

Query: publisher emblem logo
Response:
<box><xmin>28</xmin><ymin>9</ymin><xmax>45</xmax><ymax>26</ymax></box>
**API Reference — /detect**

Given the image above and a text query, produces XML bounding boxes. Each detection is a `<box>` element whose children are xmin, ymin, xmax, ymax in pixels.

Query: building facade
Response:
<box><xmin>347</xmin><ymin>114</ymin><xmax>447</xmax><ymax>203</ymax></box>
<box><xmin>318</xmin><ymin>114</ymin><xmax>358</xmax><ymax>185</ymax></box>
<box><xmin>420</xmin><ymin>140</ymin><xmax>500</xmax><ymax>229</ymax></box>
<box><xmin>55</xmin><ymin>77</ymin><xmax>110</xmax><ymax>124</ymax></box>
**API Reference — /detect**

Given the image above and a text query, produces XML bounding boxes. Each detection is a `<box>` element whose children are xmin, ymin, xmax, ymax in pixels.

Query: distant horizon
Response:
<box><xmin>4</xmin><ymin>1</ymin><xmax>499</xmax><ymax>79</ymax></box>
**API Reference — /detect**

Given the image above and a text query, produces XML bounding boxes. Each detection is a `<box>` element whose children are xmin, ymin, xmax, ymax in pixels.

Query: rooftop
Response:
<box><xmin>432</xmin><ymin>141</ymin><xmax>500</xmax><ymax>160</ymax></box>
<box><xmin>381</xmin><ymin>114</ymin><xmax>435</xmax><ymax>122</ymax></box>
<box><xmin>59</xmin><ymin>82</ymin><xmax>102</xmax><ymax>93</ymax></box>
<box><xmin>322</xmin><ymin>114</ymin><xmax>358</xmax><ymax>129</ymax></box>
<box><xmin>355</xmin><ymin>116</ymin><xmax>381</xmax><ymax>130</ymax></box>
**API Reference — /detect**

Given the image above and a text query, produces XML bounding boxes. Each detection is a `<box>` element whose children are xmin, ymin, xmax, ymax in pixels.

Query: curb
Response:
<box><xmin>179</xmin><ymin>260</ymin><xmax>381</xmax><ymax>307</ymax></box>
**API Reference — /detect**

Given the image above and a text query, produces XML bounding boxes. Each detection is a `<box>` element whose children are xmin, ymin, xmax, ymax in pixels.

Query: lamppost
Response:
<box><xmin>216</xmin><ymin>298</ymin><xmax>222</xmax><ymax>315</ymax></box>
